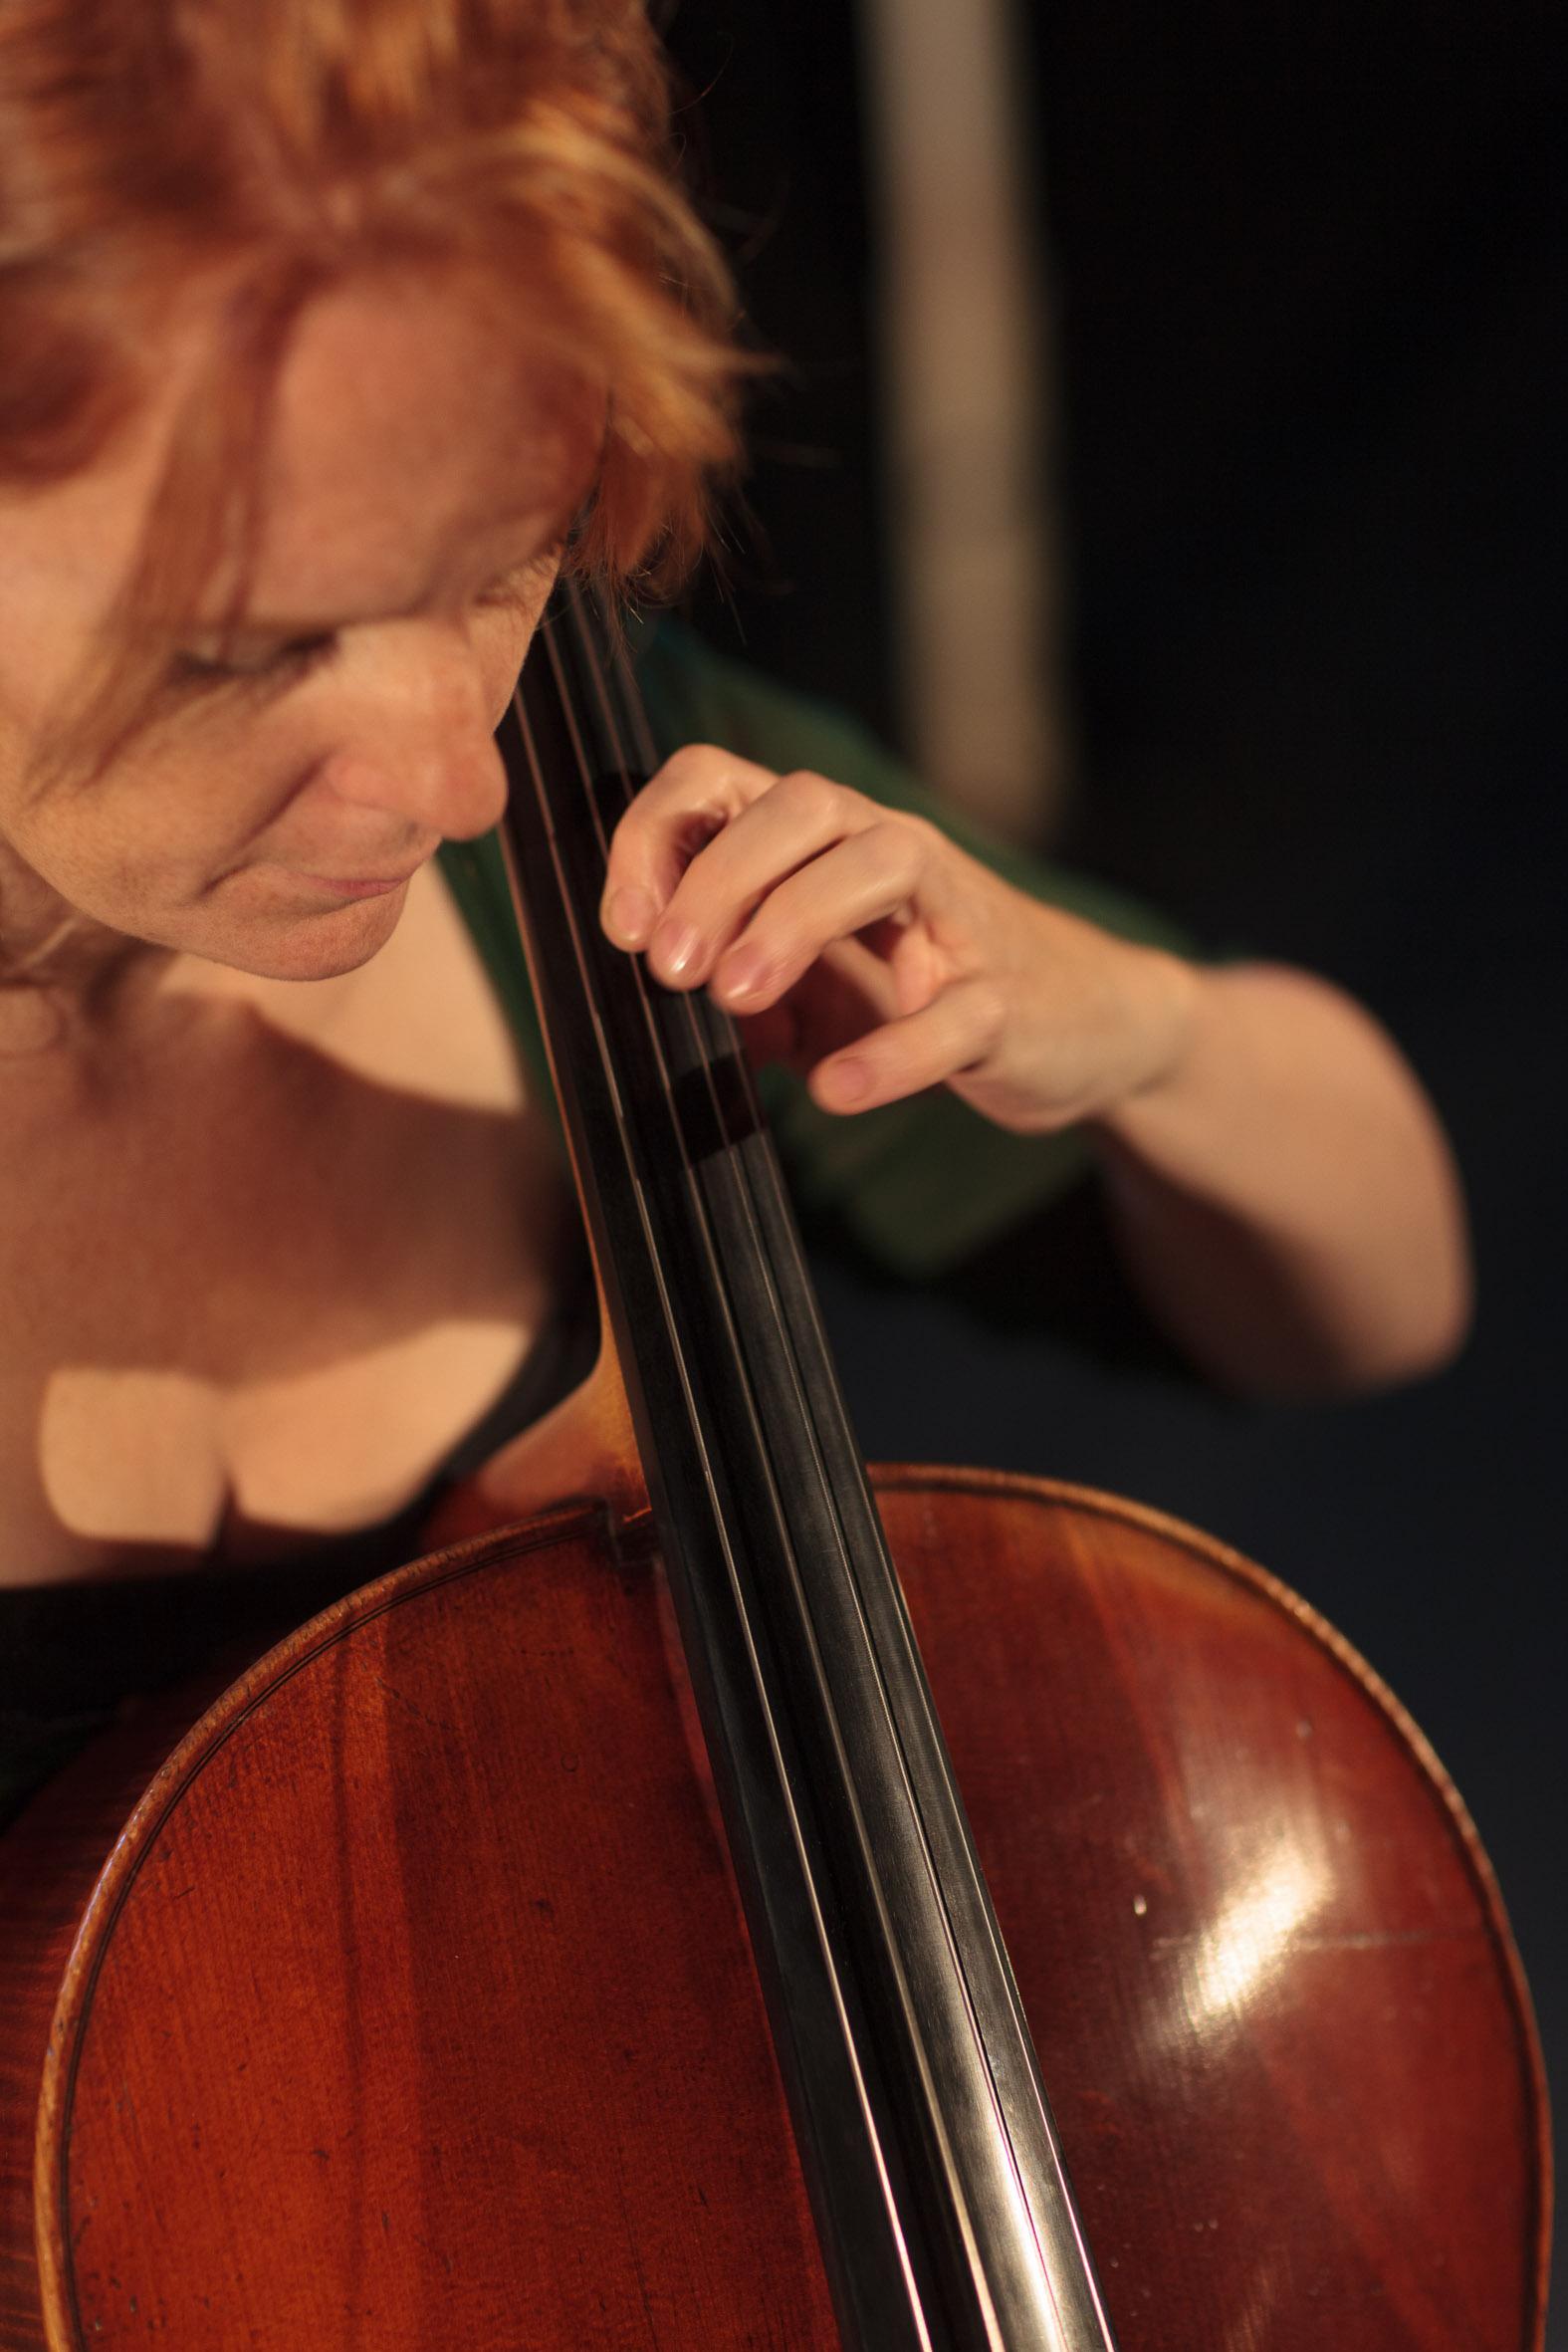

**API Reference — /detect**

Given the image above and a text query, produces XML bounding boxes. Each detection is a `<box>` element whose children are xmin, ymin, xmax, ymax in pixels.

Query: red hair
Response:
<box><xmin>0</xmin><ymin>0</ymin><xmax>745</xmax><ymax>633</ymax></box>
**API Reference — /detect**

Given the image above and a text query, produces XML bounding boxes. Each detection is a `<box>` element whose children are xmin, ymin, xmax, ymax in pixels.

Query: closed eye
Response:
<box><xmin>474</xmin><ymin>538</ymin><xmax>567</xmax><ymax>611</ymax></box>
<box><xmin>165</xmin><ymin>532</ymin><xmax>564</xmax><ymax>691</ymax></box>
<box><xmin>169</xmin><ymin>631</ymin><xmax>338</xmax><ymax>688</ymax></box>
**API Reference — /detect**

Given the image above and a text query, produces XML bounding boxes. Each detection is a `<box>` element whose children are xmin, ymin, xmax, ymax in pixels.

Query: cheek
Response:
<box><xmin>26</xmin><ymin>730</ymin><xmax>308</xmax><ymax>916</ymax></box>
<box><xmin>146</xmin><ymin>692</ymin><xmax>331</xmax><ymax>843</ymax></box>
<box><xmin>15</xmin><ymin>798</ymin><xmax>211</xmax><ymax>926</ymax></box>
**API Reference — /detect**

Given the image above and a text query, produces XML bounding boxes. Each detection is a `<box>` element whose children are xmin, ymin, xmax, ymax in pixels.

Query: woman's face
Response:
<box><xmin>0</xmin><ymin>275</ymin><xmax>599</xmax><ymax>984</ymax></box>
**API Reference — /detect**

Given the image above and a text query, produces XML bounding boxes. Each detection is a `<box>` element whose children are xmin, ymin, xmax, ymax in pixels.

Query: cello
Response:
<box><xmin>0</xmin><ymin>592</ymin><xmax>1550</xmax><ymax>2348</ymax></box>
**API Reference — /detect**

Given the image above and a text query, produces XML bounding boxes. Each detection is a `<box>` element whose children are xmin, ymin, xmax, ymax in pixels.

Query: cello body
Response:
<box><xmin>0</xmin><ymin>1457</ymin><xmax>1548</xmax><ymax>2349</ymax></box>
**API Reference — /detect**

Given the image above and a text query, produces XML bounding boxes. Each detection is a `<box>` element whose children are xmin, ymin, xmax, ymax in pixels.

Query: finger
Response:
<box><xmin>806</xmin><ymin>977</ymin><xmax>1006</xmax><ymax>1115</ymax></box>
<box><xmin>748</xmin><ymin>939</ymin><xmax>905</xmax><ymax>1070</ymax></box>
<box><xmin>708</xmin><ymin>822</ymin><xmax>927</xmax><ymax>1012</ymax></box>
<box><xmin>600</xmin><ymin>744</ymin><xmax>780</xmax><ymax>948</ymax></box>
<box><xmin>642</xmin><ymin>768</ymin><xmax>881</xmax><ymax>990</ymax></box>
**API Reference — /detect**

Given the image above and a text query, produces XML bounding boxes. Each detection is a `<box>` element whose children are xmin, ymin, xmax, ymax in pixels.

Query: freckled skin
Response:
<box><xmin>0</xmin><ymin>273</ymin><xmax>599</xmax><ymax>992</ymax></box>
<box><xmin>0</xmin><ymin>274</ymin><xmax>597</xmax><ymax>1572</ymax></box>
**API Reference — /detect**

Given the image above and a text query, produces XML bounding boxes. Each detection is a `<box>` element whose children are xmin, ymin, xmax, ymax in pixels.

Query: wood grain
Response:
<box><xmin>0</xmin><ymin>1472</ymin><xmax>1548</xmax><ymax>2349</ymax></box>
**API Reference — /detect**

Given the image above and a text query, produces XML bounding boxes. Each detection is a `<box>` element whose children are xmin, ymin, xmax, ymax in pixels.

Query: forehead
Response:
<box><xmin>2</xmin><ymin>272</ymin><xmax>597</xmax><ymax>637</ymax></box>
<box><xmin>254</xmin><ymin>274</ymin><xmax>599</xmax><ymax>613</ymax></box>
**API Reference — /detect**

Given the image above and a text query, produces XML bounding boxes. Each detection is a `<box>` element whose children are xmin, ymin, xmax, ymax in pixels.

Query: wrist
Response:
<box><xmin>1092</xmin><ymin>945</ymin><xmax>1207</xmax><ymax>1132</ymax></box>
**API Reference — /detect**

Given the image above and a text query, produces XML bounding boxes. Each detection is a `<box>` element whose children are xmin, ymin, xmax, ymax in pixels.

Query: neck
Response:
<box><xmin>0</xmin><ymin>852</ymin><xmax>171</xmax><ymax>1053</ymax></box>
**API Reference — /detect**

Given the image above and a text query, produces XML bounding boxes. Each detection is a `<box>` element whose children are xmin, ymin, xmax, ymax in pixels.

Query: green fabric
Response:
<box><xmin>440</xmin><ymin>620</ymin><xmax>1193</xmax><ymax>1279</ymax></box>
<box><xmin>436</xmin><ymin>830</ymin><xmax>553</xmax><ymax>1113</ymax></box>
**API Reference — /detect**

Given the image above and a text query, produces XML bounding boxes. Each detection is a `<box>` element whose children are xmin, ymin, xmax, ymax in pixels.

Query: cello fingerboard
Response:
<box><xmin>497</xmin><ymin>589</ymin><xmax>1116</xmax><ymax>2352</ymax></box>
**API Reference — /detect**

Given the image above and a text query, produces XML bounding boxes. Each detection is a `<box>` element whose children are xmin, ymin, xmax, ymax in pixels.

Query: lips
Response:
<box><xmin>282</xmin><ymin>858</ymin><xmax>427</xmax><ymax>899</ymax></box>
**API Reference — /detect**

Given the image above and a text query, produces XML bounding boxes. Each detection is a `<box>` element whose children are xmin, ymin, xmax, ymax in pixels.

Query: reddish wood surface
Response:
<box><xmin>0</xmin><ymin>1473</ymin><xmax>1549</xmax><ymax>2350</ymax></box>
<box><xmin>886</xmin><ymin>1472</ymin><xmax>1550</xmax><ymax>2352</ymax></box>
<box><xmin>0</xmin><ymin>1661</ymin><xmax>269</xmax><ymax>2351</ymax></box>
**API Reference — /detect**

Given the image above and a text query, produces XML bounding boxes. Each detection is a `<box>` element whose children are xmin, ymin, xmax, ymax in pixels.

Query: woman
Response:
<box><xmin>0</xmin><ymin>0</ymin><xmax>1468</xmax><ymax>1809</ymax></box>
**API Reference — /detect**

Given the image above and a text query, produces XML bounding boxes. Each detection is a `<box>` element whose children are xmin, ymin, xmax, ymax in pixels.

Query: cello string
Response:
<box><xmin>552</xmin><ymin>606</ymin><xmax>1077</xmax><ymax>2304</ymax></box>
<box><xmin>511</xmin><ymin>622</ymin><xmax>932</xmax><ymax>2330</ymax></box>
<box><xmin>555</xmin><ymin>596</ymin><xmax>973</xmax><ymax>1924</ymax></box>
<box><xmin>602</xmin><ymin>600</ymin><xmax>660</xmax><ymax>776</ymax></box>
<box><xmin>530</xmin><ymin>601</ymin><xmax>793</xmax><ymax>1459</ymax></box>
<box><xmin>524</xmin><ymin>601</ymin><xmax>1075</xmax><ymax>2327</ymax></box>
<box><xmin>558</xmin><ymin>588</ymin><xmax>786</xmax><ymax>1275</ymax></box>
<box><xmin>554</xmin><ymin>590</ymin><xmax>937</xmax><ymax>1747</ymax></box>
<box><xmin>542</xmin><ymin>596</ymin><xmax>909</xmax><ymax>1707</ymax></box>
<box><xmin>554</xmin><ymin>598</ymin><xmax>934</xmax><ymax>1694</ymax></box>
<box><xmin>560</xmin><ymin>591</ymin><xmax>1055</xmax><ymax>1891</ymax></box>
<box><xmin>553</xmin><ymin>593</ymin><xmax>839</xmax><ymax>1513</ymax></box>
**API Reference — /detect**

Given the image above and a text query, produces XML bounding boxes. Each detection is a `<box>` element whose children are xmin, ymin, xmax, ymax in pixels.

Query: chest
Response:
<box><xmin>1</xmin><ymin>867</ymin><xmax>572</xmax><ymax>1583</ymax></box>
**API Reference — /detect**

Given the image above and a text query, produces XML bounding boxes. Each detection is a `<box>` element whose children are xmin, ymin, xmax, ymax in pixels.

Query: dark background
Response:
<box><xmin>664</xmin><ymin>0</ymin><xmax>1567</xmax><ymax>2322</ymax></box>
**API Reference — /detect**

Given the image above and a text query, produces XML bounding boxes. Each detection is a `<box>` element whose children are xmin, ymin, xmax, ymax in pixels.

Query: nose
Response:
<box><xmin>318</xmin><ymin>620</ymin><xmax>509</xmax><ymax>841</ymax></box>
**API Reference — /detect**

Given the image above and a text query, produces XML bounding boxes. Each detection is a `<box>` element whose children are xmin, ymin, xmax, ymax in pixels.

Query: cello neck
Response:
<box><xmin>497</xmin><ymin>588</ymin><xmax>1118</xmax><ymax>2352</ymax></box>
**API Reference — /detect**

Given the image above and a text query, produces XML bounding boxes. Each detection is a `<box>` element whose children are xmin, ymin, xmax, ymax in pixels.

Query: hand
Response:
<box><xmin>599</xmin><ymin>746</ymin><xmax>1201</xmax><ymax>1135</ymax></box>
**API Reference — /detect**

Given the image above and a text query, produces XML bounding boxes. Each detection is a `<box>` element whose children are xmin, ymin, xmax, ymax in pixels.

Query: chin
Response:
<box><xmin>206</xmin><ymin>880</ymin><xmax>411</xmax><ymax>984</ymax></box>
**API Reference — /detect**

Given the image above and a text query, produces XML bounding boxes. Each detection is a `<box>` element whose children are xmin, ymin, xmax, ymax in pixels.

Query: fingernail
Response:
<box><xmin>717</xmin><ymin>947</ymin><xmax>771</xmax><ymax>1004</ymax></box>
<box><xmin>653</xmin><ymin>919</ymin><xmax>700</xmax><ymax>980</ymax></box>
<box><xmin>826</xmin><ymin>1057</ymin><xmax>870</xmax><ymax>1104</ymax></box>
<box><xmin>606</xmin><ymin>885</ymin><xmax>655</xmax><ymax>945</ymax></box>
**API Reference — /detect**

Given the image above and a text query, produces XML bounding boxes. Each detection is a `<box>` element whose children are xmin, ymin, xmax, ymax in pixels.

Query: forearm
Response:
<box><xmin>600</xmin><ymin>744</ymin><xmax>1472</xmax><ymax>1397</ymax></box>
<box><xmin>1089</xmin><ymin>960</ymin><xmax>1473</xmax><ymax>1396</ymax></box>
